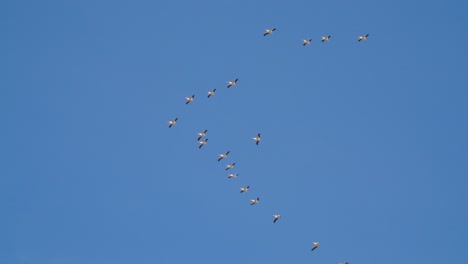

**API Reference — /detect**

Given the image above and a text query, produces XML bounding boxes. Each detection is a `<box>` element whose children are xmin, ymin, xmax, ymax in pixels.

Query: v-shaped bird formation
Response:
<box><xmin>167</xmin><ymin>27</ymin><xmax>367</xmax><ymax>263</ymax></box>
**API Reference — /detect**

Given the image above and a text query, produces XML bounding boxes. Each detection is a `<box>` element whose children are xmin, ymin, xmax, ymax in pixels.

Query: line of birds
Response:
<box><xmin>166</xmin><ymin>27</ymin><xmax>365</xmax><ymax>263</ymax></box>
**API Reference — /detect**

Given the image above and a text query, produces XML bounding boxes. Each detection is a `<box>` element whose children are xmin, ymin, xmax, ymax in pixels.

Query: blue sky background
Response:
<box><xmin>2</xmin><ymin>0</ymin><xmax>467</xmax><ymax>263</ymax></box>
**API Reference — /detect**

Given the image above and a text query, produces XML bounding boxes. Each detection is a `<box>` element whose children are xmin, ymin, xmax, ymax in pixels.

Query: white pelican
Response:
<box><xmin>273</xmin><ymin>214</ymin><xmax>281</xmax><ymax>223</ymax></box>
<box><xmin>264</xmin><ymin>28</ymin><xmax>276</xmax><ymax>36</ymax></box>
<box><xmin>197</xmin><ymin>129</ymin><xmax>208</xmax><ymax>141</ymax></box>
<box><xmin>358</xmin><ymin>34</ymin><xmax>369</xmax><ymax>41</ymax></box>
<box><xmin>185</xmin><ymin>94</ymin><xmax>195</xmax><ymax>104</ymax></box>
<box><xmin>321</xmin><ymin>35</ymin><xmax>331</xmax><ymax>42</ymax></box>
<box><xmin>240</xmin><ymin>186</ymin><xmax>249</xmax><ymax>193</ymax></box>
<box><xmin>227</xmin><ymin>78</ymin><xmax>238</xmax><ymax>88</ymax></box>
<box><xmin>228</xmin><ymin>173</ymin><xmax>238</xmax><ymax>179</ymax></box>
<box><xmin>303</xmin><ymin>38</ymin><xmax>312</xmax><ymax>46</ymax></box>
<box><xmin>198</xmin><ymin>138</ymin><xmax>208</xmax><ymax>149</ymax></box>
<box><xmin>218</xmin><ymin>151</ymin><xmax>230</xmax><ymax>162</ymax></box>
<box><xmin>311</xmin><ymin>241</ymin><xmax>320</xmax><ymax>251</ymax></box>
<box><xmin>250</xmin><ymin>197</ymin><xmax>260</xmax><ymax>205</ymax></box>
<box><xmin>207</xmin><ymin>88</ymin><xmax>216</xmax><ymax>98</ymax></box>
<box><xmin>252</xmin><ymin>133</ymin><xmax>261</xmax><ymax>145</ymax></box>
<box><xmin>225</xmin><ymin>162</ymin><xmax>236</xmax><ymax>170</ymax></box>
<box><xmin>168</xmin><ymin>118</ymin><xmax>178</xmax><ymax>128</ymax></box>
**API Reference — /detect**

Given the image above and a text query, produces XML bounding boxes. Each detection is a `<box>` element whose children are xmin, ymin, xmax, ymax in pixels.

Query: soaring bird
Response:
<box><xmin>197</xmin><ymin>130</ymin><xmax>208</xmax><ymax>141</ymax></box>
<box><xmin>240</xmin><ymin>186</ymin><xmax>250</xmax><ymax>193</ymax></box>
<box><xmin>303</xmin><ymin>38</ymin><xmax>312</xmax><ymax>46</ymax></box>
<box><xmin>185</xmin><ymin>95</ymin><xmax>195</xmax><ymax>104</ymax></box>
<box><xmin>311</xmin><ymin>242</ymin><xmax>320</xmax><ymax>251</ymax></box>
<box><xmin>225</xmin><ymin>162</ymin><xmax>236</xmax><ymax>170</ymax></box>
<box><xmin>168</xmin><ymin>118</ymin><xmax>178</xmax><ymax>128</ymax></box>
<box><xmin>252</xmin><ymin>133</ymin><xmax>261</xmax><ymax>145</ymax></box>
<box><xmin>339</xmin><ymin>262</ymin><xmax>349</xmax><ymax>264</ymax></box>
<box><xmin>227</xmin><ymin>78</ymin><xmax>238</xmax><ymax>88</ymax></box>
<box><xmin>321</xmin><ymin>35</ymin><xmax>331</xmax><ymax>42</ymax></box>
<box><xmin>218</xmin><ymin>151</ymin><xmax>230</xmax><ymax>162</ymax></box>
<box><xmin>358</xmin><ymin>34</ymin><xmax>369</xmax><ymax>41</ymax></box>
<box><xmin>263</xmin><ymin>28</ymin><xmax>276</xmax><ymax>36</ymax></box>
<box><xmin>250</xmin><ymin>197</ymin><xmax>260</xmax><ymax>205</ymax></box>
<box><xmin>228</xmin><ymin>173</ymin><xmax>238</xmax><ymax>179</ymax></box>
<box><xmin>198</xmin><ymin>138</ymin><xmax>208</xmax><ymax>149</ymax></box>
<box><xmin>273</xmin><ymin>214</ymin><xmax>281</xmax><ymax>223</ymax></box>
<box><xmin>207</xmin><ymin>88</ymin><xmax>216</xmax><ymax>98</ymax></box>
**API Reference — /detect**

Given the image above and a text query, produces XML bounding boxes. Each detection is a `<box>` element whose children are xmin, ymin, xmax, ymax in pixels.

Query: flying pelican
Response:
<box><xmin>263</xmin><ymin>28</ymin><xmax>276</xmax><ymax>36</ymax></box>
<box><xmin>252</xmin><ymin>133</ymin><xmax>261</xmax><ymax>145</ymax></box>
<box><xmin>207</xmin><ymin>88</ymin><xmax>216</xmax><ymax>98</ymax></box>
<box><xmin>225</xmin><ymin>162</ymin><xmax>236</xmax><ymax>170</ymax></box>
<box><xmin>198</xmin><ymin>138</ymin><xmax>208</xmax><ymax>149</ymax></box>
<box><xmin>311</xmin><ymin>241</ymin><xmax>320</xmax><ymax>251</ymax></box>
<box><xmin>168</xmin><ymin>118</ymin><xmax>178</xmax><ymax>128</ymax></box>
<box><xmin>197</xmin><ymin>130</ymin><xmax>208</xmax><ymax>141</ymax></box>
<box><xmin>240</xmin><ymin>186</ymin><xmax>249</xmax><ymax>193</ymax></box>
<box><xmin>228</xmin><ymin>173</ymin><xmax>238</xmax><ymax>179</ymax></box>
<box><xmin>185</xmin><ymin>95</ymin><xmax>195</xmax><ymax>104</ymax></box>
<box><xmin>321</xmin><ymin>35</ymin><xmax>331</xmax><ymax>42</ymax></box>
<box><xmin>227</xmin><ymin>78</ymin><xmax>238</xmax><ymax>88</ymax></box>
<box><xmin>358</xmin><ymin>34</ymin><xmax>369</xmax><ymax>41</ymax></box>
<box><xmin>250</xmin><ymin>197</ymin><xmax>260</xmax><ymax>205</ymax></box>
<box><xmin>273</xmin><ymin>214</ymin><xmax>281</xmax><ymax>223</ymax></box>
<box><xmin>303</xmin><ymin>38</ymin><xmax>312</xmax><ymax>46</ymax></box>
<box><xmin>218</xmin><ymin>151</ymin><xmax>230</xmax><ymax>161</ymax></box>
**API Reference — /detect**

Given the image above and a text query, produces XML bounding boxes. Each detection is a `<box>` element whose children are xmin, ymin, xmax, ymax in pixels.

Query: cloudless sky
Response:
<box><xmin>2</xmin><ymin>0</ymin><xmax>467</xmax><ymax>263</ymax></box>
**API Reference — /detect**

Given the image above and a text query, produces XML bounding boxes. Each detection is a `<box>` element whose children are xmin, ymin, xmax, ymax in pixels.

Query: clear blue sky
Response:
<box><xmin>2</xmin><ymin>1</ymin><xmax>467</xmax><ymax>263</ymax></box>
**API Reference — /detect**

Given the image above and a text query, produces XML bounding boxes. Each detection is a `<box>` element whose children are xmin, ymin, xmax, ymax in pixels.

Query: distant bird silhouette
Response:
<box><xmin>358</xmin><ymin>34</ymin><xmax>369</xmax><ymax>42</ymax></box>
<box><xmin>227</xmin><ymin>78</ymin><xmax>238</xmax><ymax>88</ymax></box>
<box><xmin>303</xmin><ymin>38</ymin><xmax>312</xmax><ymax>46</ymax></box>
<box><xmin>197</xmin><ymin>130</ymin><xmax>208</xmax><ymax>141</ymax></box>
<box><xmin>207</xmin><ymin>88</ymin><xmax>216</xmax><ymax>98</ymax></box>
<box><xmin>225</xmin><ymin>162</ymin><xmax>236</xmax><ymax>170</ymax></box>
<box><xmin>252</xmin><ymin>133</ymin><xmax>261</xmax><ymax>145</ymax></box>
<box><xmin>250</xmin><ymin>197</ymin><xmax>260</xmax><ymax>205</ymax></box>
<box><xmin>198</xmin><ymin>138</ymin><xmax>208</xmax><ymax>149</ymax></box>
<box><xmin>240</xmin><ymin>186</ymin><xmax>250</xmax><ymax>193</ymax></box>
<box><xmin>185</xmin><ymin>95</ymin><xmax>195</xmax><ymax>104</ymax></box>
<box><xmin>273</xmin><ymin>214</ymin><xmax>281</xmax><ymax>223</ymax></box>
<box><xmin>168</xmin><ymin>118</ymin><xmax>178</xmax><ymax>128</ymax></box>
<box><xmin>228</xmin><ymin>173</ymin><xmax>238</xmax><ymax>179</ymax></box>
<box><xmin>311</xmin><ymin>241</ymin><xmax>320</xmax><ymax>251</ymax></box>
<box><xmin>263</xmin><ymin>28</ymin><xmax>276</xmax><ymax>36</ymax></box>
<box><xmin>321</xmin><ymin>35</ymin><xmax>331</xmax><ymax>42</ymax></box>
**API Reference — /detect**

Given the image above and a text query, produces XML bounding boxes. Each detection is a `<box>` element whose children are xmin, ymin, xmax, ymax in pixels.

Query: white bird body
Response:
<box><xmin>303</xmin><ymin>38</ymin><xmax>312</xmax><ymax>46</ymax></box>
<box><xmin>207</xmin><ymin>88</ymin><xmax>216</xmax><ymax>98</ymax></box>
<box><xmin>218</xmin><ymin>151</ymin><xmax>230</xmax><ymax>162</ymax></box>
<box><xmin>321</xmin><ymin>35</ymin><xmax>331</xmax><ymax>42</ymax></box>
<box><xmin>168</xmin><ymin>118</ymin><xmax>178</xmax><ymax>128</ymax></box>
<box><xmin>228</xmin><ymin>173</ymin><xmax>238</xmax><ymax>179</ymax></box>
<box><xmin>264</xmin><ymin>28</ymin><xmax>276</xmax><ymax>36</ymax></box>
<box><xmin>240</xmin><ymin>186</ymin><xmax>250</xmax><ymax>193</ymax></box>
<box><xmin>227</xmin><ymin>78</ymin><xmax>238</xmax><ymax>88</ymax></box>
<box><xmin>273</xmin><ymin>214</ymin><xmax>281</xmax><ymax>223</ymax></box>
<box><xmin>311</xmin><ymin>241</ymin><xmax>320</xmax><ymax>251</ymax></box>
<box><xmin>197</xmin><ymin>129</ymin><xmax>208</xmax><ymax>141</ymax></box>
<box><xmin>358</xmin><ymin>34</ymin><xmax>369</xmax><ymax>41</ymax></box>
<box><xmin>198</xmin><ymin>138</ymin><xmax>208</xmax><ymax>149</ymax></box>
<box><xmin>250</xmin><ymin>197</ymin><xmax>260</xmax><ymax>205</ymax></box>
<box><xmin>225</xmin><ymin>162</ymin><xmax>236</xmax><ymax>170</ymax></box>
<box><xmin>185</xmin><ymin>95</ymin><xmax>195</xmax><ymax>104</ymax></box>
<box><xmin>252</xmin><ymin>133</ymin><xmax>261</xmax><ymax>145</ymax></box>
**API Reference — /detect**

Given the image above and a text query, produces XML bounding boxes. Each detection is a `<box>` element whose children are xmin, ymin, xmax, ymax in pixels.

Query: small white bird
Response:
<box><xmin>228</xmin><ymin>173</ymin><xmax>238</xmax><ymax>179</ymax></box>
<box><xmin>227</xmin><ymin>78</ymin><xmax>238</xmax><ymax>88</ymax></box>
<box><xmin>198</xmin><ymin>138</ymin><xmax>208</xmax><ymax>149</ymax></box>
<box><xmin>218</xmin><ymin>151</ymin><xmax>230</xmax><ymax>162</ymax></box>
<box><xmin>311</xmin><ymin>242</ymin><xmax>320</xmax><ymax>251</ymax></box>
<box><xmin>240</xmin><ymin>186</ymin><xmax>249</xmax><ymax>193</ymax></box>
<box><xmin>358</xmin><ymin>34</ymin><xmax>369</xmax><ymax>42</ymax></box>
<box><xmin>225</xmin><ymin>162</ymin><xmax>236</xmax><ymax>170</ymax></box>
<box><xmin>303</xmin><ymin>38</ymin><xmax>312</xmax><ymax>46</ymax></box>
<box><xmin>250</xmin><ymin>197</ymin><xmax>260</xmax><ymax>205</ymax></box>
<box><xmin>168</xmin><ymin>118</ymin><xmax>178</xmax><ymax>128</ymax></box>
<box><xmin>252</xmin><ymin>133</ymin><xmax>261</xmax><ymax>145</ymax></box>
<box><xmin>264</xmin><ymin>28</ymin><xmax>276</xmax><ymax>36</ymax></box>
<box><xmin>207</xmin><ymin>88</ymin><xmax>216</xmax><ymax>98</ymax></box>
<box><xmin>273</xmin><ymin>214</ymin><xmax>281</xmax><ymax>223</ymax></box>
<box><xmin>338</xmin><ymin>262</ymin><xmax>348</xmax><ymax>264</ymax></box>
<box><xmin>197</xmin><ymin>129</ymin><xmax>208</xmax><ymax>141</ymax></box>
<box><xmin>321</xmin><ymin>35</ymin><xmax>331</xmax><ymax>42</ymax></box>
<box><xmin>185</xmin><ymin>95</ymin><xmax>195</xmax><ymax>104</ymax></box>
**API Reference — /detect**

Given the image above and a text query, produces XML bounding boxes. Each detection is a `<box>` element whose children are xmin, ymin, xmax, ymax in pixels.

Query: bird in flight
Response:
<box><xmin>250</xmin><ymin>197</ymin><xmax>260</xmax><ymax>205</ymax></box>
<box><xmin>227</xmin><ymin>78</ymin><xmax>238</xmax><ymax>88</ymax></box>
<box><xmin>225</xmin><ymin>162</ymin><xmax>236</xmax><ymax>170</ymax></box>
<box><xmin>311</xmin><ymin>241</ymin><xmax>320</xmax><ymax>251</ymax></box>
<box><xmin>263</xmin><ymin>28</ymin><xmax>276</xmax><ymax>36</ymax></box>
<box><xmin>185</xmin><ymin>95</ymin><xmax>195</xmax><ymax>104</ymax></box>
<box><xmin>198</xmin><ymin>138</ymin><xmax>208</xmax><ymax>149</ymax></box>
<box><xmin>303</xmin><ymin>38</ymin><xmax>312</xmax><ymax>46</ymax></box>
<box><xmin>273</xmin><ymin>214</ymin><xmax>281</xmax><ymax>223</ymax></box>
<box><xmin>338</xmin><ymin>262</ymin><xmax>348</xmax><ymax>264</ymax></box>
<box><xmin>228</xmin><ymin>173</ymin><xmax>238</xmax><ymax>179</ymax></box>
<box><xmin>240</xmin><ymin>186</ymin><xmax>250</xmax><ymax>193</ymax></box>
<box><xmin>358</xmin><ymin>34</ymin><xmax>369</xmax><ymax>41</ymax></box>
<box><xmin>197</xmin><ymin>130</ymin><xmax>208</xmax><ymax>141</ymax></box>
<box><xmin>207</xmin><ymin>88</ymin><xmax>216</xmax><ymax>98</ymax></box>
<box><xmin>252</xmin><ymin>133</ymin><xmax>261</xmax><ymax>145</ymax></box>
<box><xmin>218</xmin><ymin>151</ymin><xmax>230</xmax><ymax>161</ymax></box>
<box><xmin>168</xmin><ymin>118</ymin><xmax>178</xmax><ymax>128</ymax></box>
<box><xmin>321</xmin><ymin>35</ymin><xmax>331</xmax><ymax>42</ymax></box>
